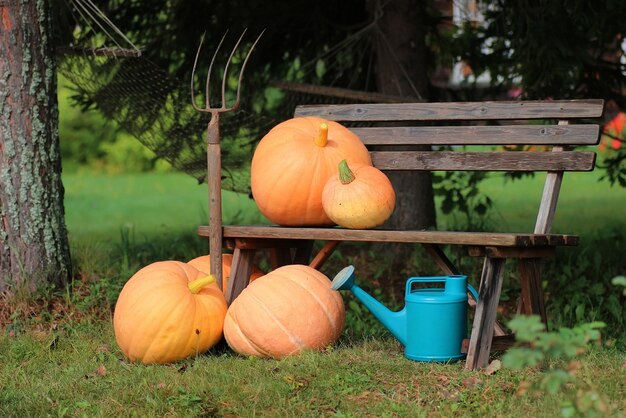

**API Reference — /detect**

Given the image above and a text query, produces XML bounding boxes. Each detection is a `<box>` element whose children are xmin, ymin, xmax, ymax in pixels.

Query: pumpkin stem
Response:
<box><xmin>314</xmin><ymin>123</ymin><xmax>329</xmax><ymax>147</ymax></box>
<box><xmin>188</xmin><ymin>275</ymin><xmax>216</xmax><ymax>294</ymax></box>
<box><xmin>338</xmin><ymin>159</ymin><xmax>355</xmax><ymax>185</ymax></box>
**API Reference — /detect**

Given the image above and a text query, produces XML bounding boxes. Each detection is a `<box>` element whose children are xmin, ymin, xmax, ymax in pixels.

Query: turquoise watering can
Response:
<box><xmin>331</xmin><ymin>265</ymin><xmax>479</xmax><ymax>362</ymax></box>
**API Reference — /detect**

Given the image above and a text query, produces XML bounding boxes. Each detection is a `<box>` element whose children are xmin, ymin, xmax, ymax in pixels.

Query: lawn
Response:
<box><xmin>0</xmin><ymin>323</ymin><xmax>623</xmax><ymax>417</ymax></box>
<box><xmin>63</xmin><ymin>169</ymin><xmax>626</xmax><ymax>243</ymax></box>
<box><xmin>0</xmin><ymin>169</ymin><xmax>623</xmax><ymax>417</ymax></box>
<box><xmin>63</xmin><ymin>171</ymin><xmax>268</xmax><ymax>243</ymax></box>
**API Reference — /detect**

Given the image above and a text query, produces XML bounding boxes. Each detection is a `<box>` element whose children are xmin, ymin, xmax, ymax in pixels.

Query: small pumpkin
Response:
<box><xmin>187</xmin><ymin>254</ymin><xmax>265</xmax><ymax>295</ymax></box>
<box><xmin>322</xmin><ymin>160</ymin><xmax>396</xmax><ymax>229</ymax></box>
<box><xmin>251</xmin><ymin>116</ymin><xmax>372</xmax><ymax>226</ymax></box>
<box><xmin>113</xmin><ymin>261</ymin><xmax>227</xmax><ymax>364</ymax></box>
<box><xmin>224</xmin><ymin>264</ymin><xmax>345</xmax><ymax>357</ymax></box>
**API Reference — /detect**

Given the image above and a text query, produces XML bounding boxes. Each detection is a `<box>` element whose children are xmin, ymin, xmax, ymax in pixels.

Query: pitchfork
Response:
<box><xmin>191</xmin><ymin>29</ymin><xmax>263</xmax><ymax>294</ymax></box>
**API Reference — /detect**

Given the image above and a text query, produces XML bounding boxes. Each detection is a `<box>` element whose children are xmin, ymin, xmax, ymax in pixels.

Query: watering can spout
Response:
<box><xmin>331</xmin><ymin>266</ymin><xmax>407</xmax><ymax>347</ymax></box>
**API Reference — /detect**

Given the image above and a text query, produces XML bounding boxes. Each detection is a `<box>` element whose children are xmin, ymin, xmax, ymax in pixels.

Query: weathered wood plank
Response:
<box><xmin>350</xmin><ymin>124</ymin><xmax>600</xmax><ymax>146</ymax></box>
<box><xmin>461</xmin><ymin>334</ymin><xmax>518</xmax><ymax>354</ymax></box>
<box><xmin>370</xmin><ymin>151</ymin><xmax>596</xmax><ymax>171</ymax></box>
<box><xmin>224</xmin><ymin>238</ymin><xmax>304</xmax><ymax>250</ymax></box>
<box><xmin>467</xmin><ymin>246</ymin><xmax>556</xmax><ymax>258</ymax></box>
<box><xmin>295</xmin><ymin>100</ymin><xmax>604</xmax><ymax>121</ymax></box>
<box><xmin>225</xmin><ymin>248</ymin><xmax>255</xmax><ymax>305</ymax></box>
<box><xmin>422</xmin><ymin>243</ymin><xmax>509</xmax><ymax>335</ymax></box>
<box><xmin>292</xmin><ymin>240</ymin><xmax>314</xmax><ymax>264</ymax></box>
<box><xmin>465</xmin><ymin>257</ymin><xmax>506</xmax><ymax>370</ymax></box>
<box><xmin>423</xmin><ymin>244</ymin><xmax>460</xmax><ymax>275</ymax></box>
<box><xmin>518</xmin><ymin>258</ymin><xmax>548</xmax><ymax>326</ymax></box>
<box><xmin>270</xmin><ymin>80</ymin><xmax>416</xmax><ymax>103</ymax></box>
<box><xmin>204</xmin><ymin>226</ymin><xmax>581</xmax><ymax>247</ymax></box>
<box><xmin>270</xmin><ymin>248</ymin><xmax>293</xmax><ymax>269</ymax></box>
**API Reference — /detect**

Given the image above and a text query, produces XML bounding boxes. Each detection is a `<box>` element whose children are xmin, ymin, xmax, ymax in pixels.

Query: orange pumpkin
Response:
<box><xmin>187</xmin><ymin>254</ymin><xmax>265</xmax><ymax>295</ymax></box>
<box><xmin>113</xmin><ymin>261</ymin><xmax>227</xmax><ymax>364</ymax></box>
<box><xmin>224</xmin><ymin>264</ymin><xmax>345</xmax><ymax>357</ymax></box>
<box><xmin>251</xmin><ymin>116</ymin><xmax>372</xmax><ymax>226</ymax></box>
<box><xmin>322</xmin><ymin>160</ymin><xmax>396</xmax><ymax>229</ymax></box>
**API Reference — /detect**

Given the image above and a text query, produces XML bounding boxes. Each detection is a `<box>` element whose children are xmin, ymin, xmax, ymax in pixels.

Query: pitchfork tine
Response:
<box><xmin>221</xmin><ymin>28</ymin><xmax>247</xmax><ymax>109</ymax></box>
<box><xmin>191</xmin><ymin>29</ymin><xmax>264</xmax><ymax>112</ymax></box>
<box><xmin>232</xmin><ymin>29</ymin><xmax>265</xmax><ymax>111</ymax></box>
<box><xmin>207</xmin><ymin>30</ymin><xmax>229</xmax><ymax>109</ymax></box>
<box><xmin>190</xmin><ymin>33</ymin><xmax>206</xmax><ymax>112</ymax></box>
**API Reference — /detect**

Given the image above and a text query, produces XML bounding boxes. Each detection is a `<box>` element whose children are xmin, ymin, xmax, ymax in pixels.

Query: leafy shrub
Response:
<box><xmin>502</xmin><ymin>315</ymin><xmax>613</xmax><ymax>417</ymax></box>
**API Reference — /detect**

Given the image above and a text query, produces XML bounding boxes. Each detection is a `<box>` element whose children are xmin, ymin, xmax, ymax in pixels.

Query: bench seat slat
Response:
<box><xmin>295</xmin><ymin>100</ymin><xmax>604</xmax><ymax>121</ymax></box>
<box><xmin>198</xmin><ymin>226</ymin><xmax>580</xmax><ymax>247</ymax></box>
<box><xmin>351</xmin><ymin>125</ymin><xmax>600</xmax><ymax>146</ymax></box>
<box><xmin>370</xmin><ymin>151</ymin><xmax>596</xmax><ymax>171</ymax></box>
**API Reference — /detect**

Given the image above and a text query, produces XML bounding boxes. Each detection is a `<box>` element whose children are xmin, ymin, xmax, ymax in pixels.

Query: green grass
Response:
<box><xmin>1</xmin><ymin>169</ymin><xmax>622</xmax><ymax>417</ymax></box>
<box><xmin>478</xmin><ymin>171</ymin><xmax>626</xmax><ymax>234</ymax></box>
<box><xmin>62</xmin><ymin>170</ymin><xmax>626</xmax><ymax>245</ymax></box>
<box><xmin>0</xmin><ymin>322</ymin><xmax>623</xmax><ymax>417</ymax></box>
<box><xmin>63</xmin><ymin>171</ymin><xmax>268</xmax><ymax>243</ymax></box>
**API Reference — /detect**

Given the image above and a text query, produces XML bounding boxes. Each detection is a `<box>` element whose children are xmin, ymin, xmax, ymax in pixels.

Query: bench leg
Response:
<box><xmin>309</xmin><ymin>241</ymin><xmax>341</xmax><ymax>270</ymax></box>
<box><xmin>465</xmin><ymin>257</ymin><xmax>506</xmax><ymax>370</ymax></box>
<box><xmin>270</xmin><ymin>248</ymin><xmax>292</xmax><ymax>269</ymax></box>
<box><xmin>423</xmin><ymin>244</ymin><xmax>508</xmax><ymax>336</ymax></box>
<box><xmin>518</xmin><ymin>258</ymin><xmax>548</xmax><ymax>327</ymax></box>
<box><xmin>293</xmin><ymin>240</ymin><xmax>315</xmax><ymax>265</ymax></box>
<box><xmin>225</xmin><ymin>247</ymin><xmax>255</xmax><ymax>305</ymax></box>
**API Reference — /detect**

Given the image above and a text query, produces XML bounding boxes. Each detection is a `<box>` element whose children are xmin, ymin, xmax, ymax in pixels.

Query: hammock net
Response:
<box><xmin>57</xmin><ymin>0</ymin><xmax>410</xmax><ymax>195</ymax></box>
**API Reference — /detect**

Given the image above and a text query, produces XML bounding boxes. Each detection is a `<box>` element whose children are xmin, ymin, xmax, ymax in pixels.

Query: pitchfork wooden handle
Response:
<box><xmin>207</xmin><ymin>114</ymin><xmax>223</xmax><ymax>289</ymax></box>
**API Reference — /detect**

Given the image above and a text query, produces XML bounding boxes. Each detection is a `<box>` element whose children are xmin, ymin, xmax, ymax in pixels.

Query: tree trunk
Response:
<box><xmin>368</xmin><ymin>0</ymin><xmax>437</xmax><ymax>232</ymax></box>
<box><xmin>366</xmin><ymin>0</ymin><xmax>437</xmax><ymax>290</ymax></box>
<box><xmin>0</xmin><ymin>0</ymin><xmax>72</xmax><ymax>293</ymax></box>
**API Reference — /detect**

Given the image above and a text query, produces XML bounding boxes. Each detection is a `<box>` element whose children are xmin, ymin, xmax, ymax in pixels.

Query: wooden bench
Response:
<box><xmin>198</xmin><ymin>99</ymin><xmax>604</xmax><ymax>370</ymax></box>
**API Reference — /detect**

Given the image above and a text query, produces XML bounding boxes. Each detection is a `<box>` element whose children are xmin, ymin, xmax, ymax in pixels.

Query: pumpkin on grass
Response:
<box><xmin>187</xmin><ymin>254</ymin><xmax>265</xmax><ymax>295</ymax></box>
<box><xmin>322</xmin><ymin>160</ymin><xmax>396</xmax><ymax>229</ymax></box>
<box><xmin>224</xmin><ymin>264</ymin><xmax>345</xmax><ymax>357</ymax></box>
<box><xmin>113</xmin><ymin>261</ymin><xmax>227</xmax><ymax>364</ymax></box>
<box><xmin>251</xmin><ymin>116</ymin><xmax>372</xmax><ymax>226</ymax></box>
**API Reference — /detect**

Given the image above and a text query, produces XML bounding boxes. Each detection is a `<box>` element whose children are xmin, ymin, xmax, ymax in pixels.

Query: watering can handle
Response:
<box><xmin>405</xmin><ymin>276</ymin><xmax>479</xmax><ymax>301</ymax></box>
<box><xmin>467</xmin><ymin>283</ymin><xmax>479</xmax><ymax>302</ymax></box>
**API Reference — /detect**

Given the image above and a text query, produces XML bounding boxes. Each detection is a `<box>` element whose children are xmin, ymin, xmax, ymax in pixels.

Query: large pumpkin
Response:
<box><xmin>187</xmin><ymin>254</ymin><xmax>265</xmax><ymax>295</ymax></box>
<box><xmin>251</xmin><ymin>117</ymin><xmax>372</xmax><ymax>226</ymax></box>
<box><xmin>224</xmin><ymin>264</ymin><xmax>345</xmax><ymax>357</ymax></box>
<box><xmin>322</xmin><ymin>160</ymin><xmax>396</xmax><ymax>229</ymax></box>
<box><xmin>113</xmin><ymin>261</ymin><xmax>227</xmax><ymax>364</ymax></box>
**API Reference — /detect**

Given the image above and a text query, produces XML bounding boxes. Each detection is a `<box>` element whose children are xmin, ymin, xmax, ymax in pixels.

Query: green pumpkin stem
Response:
<box><xmin>188</xmin><ymin>275</ymin><xmax>216</xmax><ymax>294</ymax></box>
<box><xmin>338</xmin><ymin>159</ymin><xmax>355</xmax><ymax>185</ymax></box>
<box><xmin>314</xmin><ymin>123</ymin><xmax>329</xmax><ymax>147</ymax></box>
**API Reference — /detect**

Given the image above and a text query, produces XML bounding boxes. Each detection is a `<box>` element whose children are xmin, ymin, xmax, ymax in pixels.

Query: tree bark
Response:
<box><xmin>365</xmin><ymin>0</ymin><xmax>437</xmax><ymax>290</ymax></box>
<box><xmin>0</xmin><ymin>0</ymin><xmax>71</xmax><ymax>292</ymax></box>
<box><xmin>368</xmin><ymin>0</ymin><xmax>437</xmax><ymax>231</ymax></box>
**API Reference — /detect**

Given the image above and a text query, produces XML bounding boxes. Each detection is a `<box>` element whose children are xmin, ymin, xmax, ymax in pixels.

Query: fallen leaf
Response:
<box><xmin>436</xmin><ymin>374</ymin><xmax>451</xmax><ymax>385</ymax></box>
<box><xmin>515</xmin><ymin>380</ymin><xmax>531</xmax><ymax>397</ymax></box>
<box><xmin>567</xmin><ymin>361</ymin><xmax>581</xmax><ymax>374</ymax></box>
<box><xmin>484</xmin><ymin>359</ymin><xmax>501</xmax><ymax>375</ymax></box>
<box><xmin>462</xmin><ymin>377</ymin><xmax>482</xmax><ymax>389</ymax></box>
<box><xmin>96</xmin><ymin>365</ymin><xmax>107</xmax><ymax>376</ymax></box>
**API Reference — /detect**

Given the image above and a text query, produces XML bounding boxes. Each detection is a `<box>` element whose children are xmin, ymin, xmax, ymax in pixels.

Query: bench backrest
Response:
<box><xmin>294</xmin><ymin>100</ymin><xmax>604</xmax><ymax>233</ymax></box>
